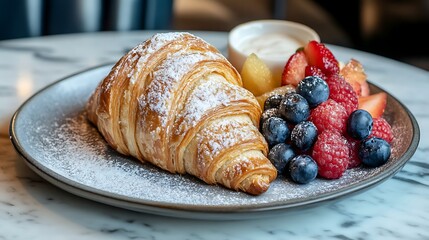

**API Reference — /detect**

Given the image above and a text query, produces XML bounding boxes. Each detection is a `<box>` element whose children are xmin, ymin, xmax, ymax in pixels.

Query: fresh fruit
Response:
<box><xmin>290</xmin><ymin>121</ymin><xmax>318</xmax><ymax>152</ymax></box>
<box><xmin>288</xmin><ymin>155</ymin><xmax>318</xmax><ymax>184</ymax></box>
<box><xmin>358</xmin><ymin>92</ymin><xmax>387</xmax><ymax>118</ymax></box>
<box><xmin>261</xmin><ymin>117</ymin><xmax>290</xmax><ymax>147</ymax></box>
<box><xmin>241</xmin><ymin>53</ymin><xmax>279</xmax><ymax>96</ymax></box>
<box><xmin>345</xmin><ymin>135</ymin><xmax>362</xmax><ymax>168</ymax></box>
<box><xmin>369</xmin><ymin>117</ymin><xmax>394</xmax><ymax>143</ymax></box>
<box><xmin>305</xmin><ymin>65</ymin><xmax>326</xmax><ymax>80</ymax></box>
<box><xmin>347</xmin><ymin>109</ymin><xmax>373</xmax><ymax>140</ymax></box>
<box><xmin>345</xmin><ymin>79</ymin><xmax>362</xmax><ymax>97</ymax></box>
<box><xmin>359</xmin><ymin>137</ymin><xmax>391</xmax><ymax>167</ymax></box>
<box><xmin>309</xmin><ymin>99</ymin><xmax>348</xmax><ymax>134</ymax></box>
<box><xmin>264</xmin><ymin>94</ymin><xmax>283</xmax><ymax>110</ymax></box>
<box><xmin>325</xmin><ymin>73</ymin><xmax>358</xmax><ymax>115</ymax></box>
<box><xmin>340</xmin><ymin>58</ymin><xmax>370</xmax><ymax>97</ymax></box>
<box><xmin>312</xmin><ymin>130</ymin><xmax>349</xmax><ymax>179</ymax></box>
<box><xmin>254</xmin><ymin>39</ymin><xmax>394</xmax><ymax>184</ymax></box>
<box><xmin>281</xmin><ymin>50</ymin><xmax>307</xmax><ymax>86</ymax></box>
<box><xmin>278</xmin><ymin>93</ymin><xmax>310</xmax><ymax>124</ymax></box>
<box><xmin>260</xmin><ymin>108</ymin><xmax>282</xmax><ymax>130</ymax></box>
<box><xmin>361</xmin><ymin>83</ymin><xmax>370</xmax><ymax>97</ymax></box>
<box><xmin>304</xmin><ymin>40</ymin><xmax>340</xmax><ymax>75</ymax></box>
<box><xmin>268</xmin><ymin>143</ymin><xmax>296</xmax><ymax>174</ymax></box>
<box><xmin>296</xmin><ymin>76</ymin><xmax>329</xmax><ymax>108</ymax></box>
<box><xmin>256</xmin><ymin>85</ymin><xmax>296</xmax><ymax>108</ymax></box>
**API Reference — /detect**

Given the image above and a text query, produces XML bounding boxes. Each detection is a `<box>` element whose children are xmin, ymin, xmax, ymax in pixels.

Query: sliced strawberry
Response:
<box><xmin>358</xmin><ymin>92</ymin><xmax>387</xmax><ymax>118</ymax></box>
<box><xmin>281</xmin><ymin>50</ymin><xmax>308</xmax><ymax>86</ymax></box>
<box><xmin>340</xmin><ymin>58</ymin><xmax>370</xmax><ymax>97</ymax></box>
<box><xmin>304</xmin><ymin>40</ymin><xmax>339</xmax><ymax>75</ymax></box>
<box><xmin>305</xmin><ymin>65</ymin><xmax>327</xmax><ymax>80</ymax></box>
<box><xmin>360</xmin><ymin>81</ymin><xmax>370</xmax><ymax>97</ymax></box>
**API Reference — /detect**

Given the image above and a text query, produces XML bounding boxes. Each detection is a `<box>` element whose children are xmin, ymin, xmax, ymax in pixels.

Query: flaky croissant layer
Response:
<box><xmin>86</xmin><ymin>32</ymin><xmax>277</xmax><ymax>195</ymax></box>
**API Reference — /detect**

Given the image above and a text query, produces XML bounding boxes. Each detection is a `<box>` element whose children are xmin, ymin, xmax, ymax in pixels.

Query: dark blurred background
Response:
<box><xmin>173</xmin><ymin>0</ymin><xmax>429</xmax><ymax>71</ymax></box>
<box><xmin>1</xmin><ymin>0</ymin><xmax>428</xmax><ymax>71</ymax></box>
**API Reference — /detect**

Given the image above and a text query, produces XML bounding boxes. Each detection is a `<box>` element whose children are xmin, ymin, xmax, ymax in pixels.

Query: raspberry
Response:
<box><xmin>312</xmin><ymin>130</ymin><xmax>349</xmax><ymax>179</ymax></box>
<box><xmin>305</xmin><ymin>65</ymin><xmax>327</xmax><ymax>80</ymax></box>
<box><xmin>345</xmin><ymin>135</ymin><xmax>361</xmax><ymax>168</ymax></box>
<box><xmin>369</xmin><ymin>117</ymin><xmax>394</xmax><ymax>143</ymax></box>
<box><xmin>309</xmin><ymin>99</ymin><xmax>348</xmax><ymax>134</ymax></box>
<box><xmin>326</xmin><ymin>73</ymin><xmax>358</xmax><ymax>115</ymax></box>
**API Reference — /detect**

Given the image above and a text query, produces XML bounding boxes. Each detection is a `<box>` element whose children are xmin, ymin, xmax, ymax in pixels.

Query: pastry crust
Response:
<box><xmin>86</xmin><ymin>32</ymin><xmax>277</xmax><ymax>195</ymax></box>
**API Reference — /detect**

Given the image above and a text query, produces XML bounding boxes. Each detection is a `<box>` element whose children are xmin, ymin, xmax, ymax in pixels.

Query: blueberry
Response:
<box><xmin>347</xmin><ymin>109</ymin><xmax>373</xmax><ymax>140</ymax></box>
<box><xmin>359</xmin><ymin>137</ymin><xmax>391</xmax><ymax>167</ymax></box>
<box><xmin>261</xmin><ymin>117</ymin><xmax>290</xmax><ymax>147</ymax></box>
<box><xmin>288</xmin><ymin>155</ymin><xmax>318</xmax><ymax>184</ymax></box>
<box><xmin>290</xmin><ymin>121</ymin><xmax>318</xmax><ymax>151</ymax></box>
<box><xmin>264</xmin><ymin>94</ymin><xmax>284</xmax><ymax>110</ymax></box>
<box><xmin>296</xmin><ymin>76</ymin><xmax>329</xmax><ymax>107</ymax></box>
<box><xmin>278</xmin><ymin>93</ymin><xmax>310</xmax><ymax>124</ymax></box>
<box><xmin>268</xmin><ymin>143</ymin><xmax>296</xmax><ymax>174</ymax></box>
<box><xmin>260</xmin><ymin>108</ymin><xmax>282</xmax><ymax>130</ymax></box>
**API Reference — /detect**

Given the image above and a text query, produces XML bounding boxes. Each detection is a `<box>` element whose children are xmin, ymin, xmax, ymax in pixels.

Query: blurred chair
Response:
<box><xmin>0</xmin><ymin>0</ymin><xmax>174</xmax><ymax>40</ymax></box>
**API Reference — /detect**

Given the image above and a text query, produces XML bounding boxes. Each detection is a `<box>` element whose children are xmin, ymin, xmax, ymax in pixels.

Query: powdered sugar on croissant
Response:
<box><xmin>86</xmin><ymin>32</ymin><xmax>277</xmax><ymax>195</ymax></box>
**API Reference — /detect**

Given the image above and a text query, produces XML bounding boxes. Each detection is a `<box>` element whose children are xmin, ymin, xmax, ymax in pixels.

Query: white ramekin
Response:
<box><xmin>228</xmin><ymin>20</ymin><xmax>320</xmax><ymax>83</ymax></box>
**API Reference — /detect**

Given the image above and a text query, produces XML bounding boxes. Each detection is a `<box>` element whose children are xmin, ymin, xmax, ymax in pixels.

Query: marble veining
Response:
<box><xmin>0</xmin><ymin>31</ymin><xmax>428</xmax><ymax>240</ymax></box>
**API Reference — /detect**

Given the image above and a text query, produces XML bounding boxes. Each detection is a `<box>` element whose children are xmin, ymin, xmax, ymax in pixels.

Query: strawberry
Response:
<box><xmin>358</xmin><ymin>92</ymin><xmax>387</xmax><ymax>118</ymax></box>
<box><xmin>360</xmin><ymin>82</ymin><xmax>370</xmax><ymax>97</ymax></box>
<box><xmin>325</xmin><ymin>73</ymin><xmax>358</xmax><ymax>115</ymax></box>
<box><xmin>305</xmin><ymin>65</ymin><xmax>327</xmax><ymax>80</ymax></box>
<box><xmin>304</xmin><ymin>40</ymin><xmax>340</xmax><ymax>75</ymax></box>
<box><xmin>369</xmin><ymin>117</ymin><xmax>394</xmax><ymax>143</ymax></box>
<box><xmin>281</xmin><ymin>50</ymin><xmax>308</xmax><ymax>86</ymax></box>
<box><xmin>340</xmin><ymin>59</ymin><xmax>370</xmax><ymax>97</ymax></box>
<box><xmin>312</xmin><ymin>130</ymin><xmax>349</xmax><ymax>179</ymax></box>
<box><xmin>309</xmin><ymin>99</ymin><xmax>348</xmax><ymax>134</ymax></box>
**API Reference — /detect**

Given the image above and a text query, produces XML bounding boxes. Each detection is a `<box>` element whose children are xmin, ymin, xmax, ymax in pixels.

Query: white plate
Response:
<box><xmin>9</xmin><ymin>64</ymin><xmax>420</xmax><ymax>220</ymax></box>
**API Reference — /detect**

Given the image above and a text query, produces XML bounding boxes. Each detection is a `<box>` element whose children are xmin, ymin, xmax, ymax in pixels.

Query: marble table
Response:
<box><xmin>0</xmin><ymin>31</ymin><xmax>428</xmax><ymax>240</ymax></box>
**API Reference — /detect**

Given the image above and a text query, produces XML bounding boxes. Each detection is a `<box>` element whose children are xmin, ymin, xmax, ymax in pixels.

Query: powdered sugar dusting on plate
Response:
<box><xmin>21</xmin><ymin>106</ymin><xmax>403</xmax><ymax>208</ymax></box>
<box><xmin>29</xmin><ymin>113</ymin><xmax>240</xmax><ymax>202</ymax></box>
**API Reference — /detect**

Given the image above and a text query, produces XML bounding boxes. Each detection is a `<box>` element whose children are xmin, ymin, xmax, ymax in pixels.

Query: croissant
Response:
<box><xmin>86</xmin><ymin>32</ymin><xmax>277</xmax><ymax>195</ymax></box>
